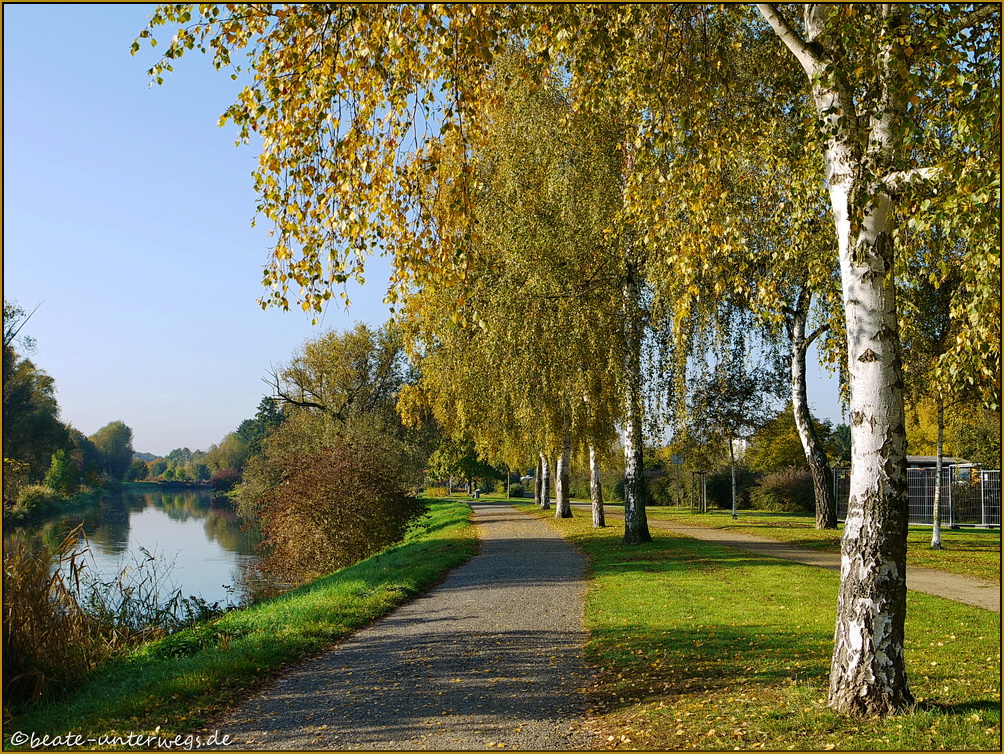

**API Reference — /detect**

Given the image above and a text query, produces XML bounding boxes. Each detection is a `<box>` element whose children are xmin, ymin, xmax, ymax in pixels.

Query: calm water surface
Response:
<box><xmin>5</xmin><ymin>487</ymin><xmax>262</xmax><ymax>607</ymax></box>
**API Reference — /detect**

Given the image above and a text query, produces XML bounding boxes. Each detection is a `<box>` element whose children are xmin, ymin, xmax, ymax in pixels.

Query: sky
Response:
<box><xmin>3</xmin><ymin>4</ymin><xmax>845</xmax><ymax>458</ymax></box>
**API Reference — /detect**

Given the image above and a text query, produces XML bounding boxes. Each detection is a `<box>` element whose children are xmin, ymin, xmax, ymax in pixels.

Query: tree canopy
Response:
<box><xmin>139</xmin><ymin>2</ymin><xmax>1000</xmax><ymax>717</ymax></box>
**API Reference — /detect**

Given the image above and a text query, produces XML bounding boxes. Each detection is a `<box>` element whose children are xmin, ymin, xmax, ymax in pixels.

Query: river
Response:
<box><xmin>3</xmin><ymin>487</ymin><xmax>263</xmax><ymax>609</ymax></box>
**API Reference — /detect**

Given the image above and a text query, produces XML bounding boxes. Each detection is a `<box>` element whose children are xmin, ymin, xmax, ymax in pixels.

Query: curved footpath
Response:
<box><xmin>582</xmin><ymin>504</ymin><xmax>1000</xmax><ymax>612</ymax></box>
<box><xmin>208</xmin><ymin>502</ymin><xmax>599</xmax><ymax>750</ymax></box>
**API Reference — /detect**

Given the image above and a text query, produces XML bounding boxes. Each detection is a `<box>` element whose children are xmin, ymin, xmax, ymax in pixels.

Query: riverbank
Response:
<box><xmin>2</xmin><ymin>487</ymin><xmax>105</xmax><ymax>527</ymax></box>
<box><xmin>3</xmin><ymin>498</ymin><xmax>478</xmax><ymax>748</ymax></box>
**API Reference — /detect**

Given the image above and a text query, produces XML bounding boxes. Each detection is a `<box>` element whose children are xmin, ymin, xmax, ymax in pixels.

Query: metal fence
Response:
<box><xmin>834</xmin><ymin>466</ymin><xmax>1002</xmax><ymax>528</ymax></box>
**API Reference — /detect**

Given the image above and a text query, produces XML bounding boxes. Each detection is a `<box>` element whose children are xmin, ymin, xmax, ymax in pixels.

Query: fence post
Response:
<box><xmin>981</xmin><ymin>470</ymin><xmax>986</xmax><ymax>527</ymax></box>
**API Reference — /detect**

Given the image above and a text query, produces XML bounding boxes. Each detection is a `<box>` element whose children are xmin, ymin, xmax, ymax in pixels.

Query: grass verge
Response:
<box><xmin>518</xmin><ymin>504</ymin><xmax>1001</xmax><ymax>751</ymax></box>
<box><xmin>4</xmin><ymin>497</ymin><xmax>476</xmax><ymax>750</ymax></box>
<box><xmin>618</xmin><ymin>505</ymin><xmax>1000</xmax><ymax>582</ymax></box>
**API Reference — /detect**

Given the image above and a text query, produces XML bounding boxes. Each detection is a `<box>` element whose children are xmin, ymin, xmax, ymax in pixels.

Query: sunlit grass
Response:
<box><xmin>519</xmin><ymin>505</ymin><xmax>1001</xmax><ymax>751</ymax></box>
<box><xmin>630</xmin><ymin>506</ymin><xmax>1001</xmax><ymax>582</ymax></box>
<box><xmin>5</xmin><ymin>498</ymin><xmax>477</xmax><ymax>749</ymax></box>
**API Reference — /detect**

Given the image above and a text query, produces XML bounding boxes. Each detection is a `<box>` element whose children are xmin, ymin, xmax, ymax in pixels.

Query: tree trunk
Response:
<box><xmin>534</xmin><ymin>456</ymin><xmax>543</xmax><ymax>508</ymax></box>
<box><xmin>507</xmin><ymin>469</ymin><xmax>511</xmax><ymax>500</ymax></box>
<box><xmin>539</xmin><ymin>452</ymin><xmax>551</xmax><ymax>510</ymax></box>
<box><xmin>729</xmin><ymin>438</ymin><xmax>738</xmax><ymax>520</ymax></box>
<box><xmin>789</xmin><ymin>286</ymin><xmax>837</xmax><ymax>529</ymax></box>
<box><xmin>827</xmin><ymin>182</ymin><xmax>912</xmax><ymax>715</ymax></box>
<box><xmin>621</xmin><ymin>256</ymin><xmax>652</xmax><ymax>545</ymax></box>
<box><xmin>759</xmin><ymin>2</ymin><xmax>913</xmax><ymax>715</ymax></box>
<box><xmin>931</xmin><ymin>398</ymin><xmax>944</xmax><ymax>549</ymax></box>
<box><xmin>555</xmin><ymin>433</ymin><xmax>572</xmax><ymax>518</ymax></box>
<box><xmin>590</xmin><ymin>444</ymin><xmax>605</xmax><ymax>527</ymax></box>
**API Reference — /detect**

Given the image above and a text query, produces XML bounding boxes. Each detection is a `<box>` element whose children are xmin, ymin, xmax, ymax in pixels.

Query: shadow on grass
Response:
<box><xmin>586</xmin><ymin>621</ymin><xmax>831</xmax><ymax>709</ymax></box>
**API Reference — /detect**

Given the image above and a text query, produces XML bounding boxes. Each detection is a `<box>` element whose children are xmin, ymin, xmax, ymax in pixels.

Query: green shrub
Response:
<box><xmin>14</xmin><ymin>485</ymin><xmax>60</xmax><ymax>515</ymax></box>
<box><xmin>507</xmin><ymin>482</ymin><xmax>525</xmax><ymax>498</ymax></box>
<box><xmin>749</xmin><ymin>467</ymin><xmax>815</xmax><ymax>513</ymax></box>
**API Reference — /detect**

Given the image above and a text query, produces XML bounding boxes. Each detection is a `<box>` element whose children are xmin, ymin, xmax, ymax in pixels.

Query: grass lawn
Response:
<box><xmin>4</xmin><ymin>497</ymin><xmax>477</xmax><ymax>750</ymax></box>
<box><xmin>518</xmin><ymin>504</ymin><xmax>1001</xmax><ymax>751</ymax></box>
<box><xmin>629</xmin><ymin>505</ymin><xmax>1000</xmax><ymax>582</ymax></box>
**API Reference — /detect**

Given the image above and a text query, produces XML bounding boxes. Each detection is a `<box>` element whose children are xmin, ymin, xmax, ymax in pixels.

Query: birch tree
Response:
<box><xmin>754</xmin><ymin>2</ymin><xmax>1000</xmax><ymax>714</ymax></box>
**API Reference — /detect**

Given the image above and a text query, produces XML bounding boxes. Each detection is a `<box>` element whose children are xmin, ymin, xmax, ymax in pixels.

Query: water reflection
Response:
<box><xmin>3</xmin><ymin>488</ymin><xmax>262</xmax><ymax>607</ymax></box>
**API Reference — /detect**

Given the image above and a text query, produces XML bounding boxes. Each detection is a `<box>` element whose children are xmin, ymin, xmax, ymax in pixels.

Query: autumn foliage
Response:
<box><xmin>251</xmin><ymin>439</ymin><xmax>426</xmax><ymax>584</ymax></box>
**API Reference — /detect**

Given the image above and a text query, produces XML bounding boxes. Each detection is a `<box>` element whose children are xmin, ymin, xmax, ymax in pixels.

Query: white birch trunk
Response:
<box><xmin>729</xmin><ymin>438</ymin><xmax>738</xmax><ymax>520</ymax></box>
<box><xmin>555</xmin><ymin>433</ymin><xmax>572</xmax><ymax>518</ymax></box>
<box><xmin>757</xmin><ymin>2</ymin><xmax>913</xmax><ymax>714</ymax></box>
<box><xmin>589</xmin><ymin>444</ymin><xmax>605</xmax><ymax>527</ymax></box>
<box><xmin>534</xmin><ymin>456</ymin><xmax>543</xmax><ymax>508</ymax></box>
<box><xmin>789</xmin><ymin>287</ymin><xmax>837</xmax><ymax>530</ymax></box>
<box><xmin>621</xmin><ymin>256</ymin><xmax>651</xmax><ymax>545</ymax></box>
<box><xmin>931</xmin><ymin>399</ymin><xmax>944</xmax><ymax>549</ymax></box>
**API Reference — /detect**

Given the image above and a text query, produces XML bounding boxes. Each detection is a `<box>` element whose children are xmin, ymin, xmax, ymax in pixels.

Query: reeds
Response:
<box><xmin>2</xmin><ymin>526</ymin><xmax>224</xmax><ymax>711</ymax></box>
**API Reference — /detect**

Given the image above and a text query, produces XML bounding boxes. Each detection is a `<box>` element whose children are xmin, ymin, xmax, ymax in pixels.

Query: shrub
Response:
<box><xmin>210</xmin><ymin>467</ymin><xmax>240</xmax><ymax>493</ymax></box>
<box><xmin>507</xmin><ymin>482</ymin><xmax>525</xmax><ymax>498</ymax></box>
<box><xmin>749</xmin><ymin>467</ymin><xmax>816</xmax><ymax>513</ymax></box>
<box><xmin>14</xmin><ymin>484</ymin><xmax>61</xmax><ymax>515</ymax></box>
<box><xmin>251</xmin><ymin>439</ymin><xmax>427</xmax><ymax>584</ymax></box>
<box><xmin>705</xmin><ymin>468</ymin><xmax>759</xmax><ymax>510</ymax></box>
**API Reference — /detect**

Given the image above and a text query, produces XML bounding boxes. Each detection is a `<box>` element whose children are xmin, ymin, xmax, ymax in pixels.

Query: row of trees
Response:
<box><xmin>141</xmin><ymin>3</ymin><xmax>1000</xmax><ymax>716</ymax></box>
<box><xmin>132</xmin><ymin>397</ymin><xmax>284</xmax><ymax>489</ymax></box>
<box><xmin>3</xmin><ymin>301</ymin><xmax>138</xmax><ymax>511</ymax></box>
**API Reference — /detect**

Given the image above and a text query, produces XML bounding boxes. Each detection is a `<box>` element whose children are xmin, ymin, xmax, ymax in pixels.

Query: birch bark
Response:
<box><xmin>621</xmin><ymin>256</ymin><xmax>652</xmax><ymax>545</ymax></box>
<box><xmin>589</xmin><ymin>444</ymin><xmax>606</xmax><ymax>528</ymax></box>
<box><xmin>788</xmin><ymin>287</ymin><xmax>837</xmax><ymax>530</ymax></box>
<box><xmin>539</xmin><ymin>452</ymin><xmax>552</xmax><ymax>511</ymax></box>
<box><xmin>757</xmin><ymin>2</ymin><xmax>913</xmax><ymax>714</ymax></box>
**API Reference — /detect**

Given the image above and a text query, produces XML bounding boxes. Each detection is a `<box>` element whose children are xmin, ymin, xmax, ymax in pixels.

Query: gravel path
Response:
<box><xmin>210</xmin><ymin>502</ymin><xmax>599</xmax><ymax>750</ymax></box>
<box><xmin>580</xmin><ymin>504</ymin><xmax>1000</xmax><ymax>612</ymax></box>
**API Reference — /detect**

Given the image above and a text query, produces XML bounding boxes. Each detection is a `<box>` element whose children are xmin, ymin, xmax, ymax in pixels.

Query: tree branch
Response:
<box><xmin>805</xmin><ymin>323</ymin><xmax>830</xmax><ymax>348</ymax></box>
<box><xmin>755</xmin><ymin>4</ymin><xmax>824</xmax><ymax>75</ymax></box>
<box><xmin>944</xmin><ymin>4</ymin><xmax>1000</xmax><ymax>39</ymax></box>
<box><xmin>881</xmin><ymin>166</ymin><xmax>943</xmax><ymax>192</ymax></box>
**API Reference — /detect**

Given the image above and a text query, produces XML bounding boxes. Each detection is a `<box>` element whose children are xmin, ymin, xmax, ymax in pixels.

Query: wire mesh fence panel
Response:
<box><xmin>978</xmin><ymin>470</ymin><xmax>1001</xmax><ymax>527</ymax></box>
<box><xmin>833</xmin><ymin>466</ymin><xmax>1001</xmax><ymax>528</ymax></box>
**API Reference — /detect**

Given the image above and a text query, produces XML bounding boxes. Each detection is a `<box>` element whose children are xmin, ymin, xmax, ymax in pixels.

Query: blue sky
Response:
<box><xmin>4</xmin><ymin>4</ymin><xmax>392</xmax><ymax>456</ymax></box>
<box><xmin>3</xmin><ymin>4</ymin><xmax>844</xmax><ymax>458</ymax></box>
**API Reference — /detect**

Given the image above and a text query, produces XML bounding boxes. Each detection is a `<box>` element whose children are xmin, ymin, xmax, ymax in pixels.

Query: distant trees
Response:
<box><xmin>88</xmin><ymin>421</ymin><xmax>135</xmax><ymax>483</ymax></box>
<box><xmin>3</xmin><ymin>301</ymin><xmax>141</xmax><ymax>510</ymax></box>
<box><xmin>3</xmin><ymin>301</ymin><xmax>69</xmax><ymax>499</ymax></box>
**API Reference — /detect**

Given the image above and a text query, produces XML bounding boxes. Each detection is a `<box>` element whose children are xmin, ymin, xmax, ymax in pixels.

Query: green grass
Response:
<box><xmin>4</xmin><ymin>498</ymin><xmax>477</xmax><ymax>749</ymax></box>
<box><xmin>518</xmin><ymin>505</ymin><xmax>1001</xmax><ymax>751</ymax></box>
<box><xmin>624</xmin><ymin>506</ymin><xmax>1001</xmax><ymax>582</ymax></box>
